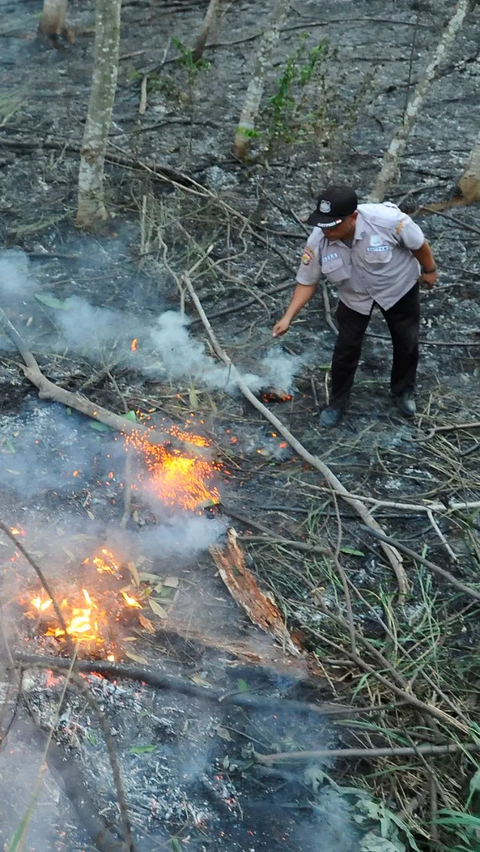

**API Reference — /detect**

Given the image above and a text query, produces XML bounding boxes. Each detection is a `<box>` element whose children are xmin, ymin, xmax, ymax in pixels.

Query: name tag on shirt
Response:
<box><xmin>366</xmin><ymin>245</ymin><xmax>390</xmax><ymax>253</ymax></box>
<box><xmin>322</xmin><ymin>251</ymin><xmax>339</xmax><ymax>263</ymax></box>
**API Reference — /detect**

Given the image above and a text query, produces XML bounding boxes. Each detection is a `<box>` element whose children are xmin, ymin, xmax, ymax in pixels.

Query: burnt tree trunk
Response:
<box><xmin>38</xmin><ymin>0</ymin><xmax>73</xmax><ymax>46</ymax></box>
<box><xmin>192</xmin><ymin>0</ymin><xmax>223</xmax><ymax>62</ymax></box>
<box><xmin>458</xmin><ymin>133</ymin><xmax>480</xmax><ymax>203</ymax></box>
<box><xmin>76</xmin><ymin>0</ymin><xmax>121</xmax><ymax>229</ymax></box>
<box><xmin>233</xmin><ymin>0</ymin><xmax>291</xmax><ymax>160</ymax></box>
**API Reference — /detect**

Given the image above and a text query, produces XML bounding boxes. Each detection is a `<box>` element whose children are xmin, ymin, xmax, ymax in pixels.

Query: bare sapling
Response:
<box><xmin>457</xmin><ymin>130</ymin><xmax>480</xmax><ymax>204</ymax></box>
<box><xmin>76</xmin><ymin>0</ymin><xmax>122</xmax><ymax>229</ymax></box>
<box><xmin>233</xmin><ymin>0</ymin><xmax>291</xmax><ymax>160</ymax></box>
<box><xmin>370</xmin><ymin>0</ymin><xmax>471</xmax><ymax>202</ymax></box>
<box><xmin>192</xmin><ymin>0</ymin><xmax>223</xmax><ymax>63</ymax></box>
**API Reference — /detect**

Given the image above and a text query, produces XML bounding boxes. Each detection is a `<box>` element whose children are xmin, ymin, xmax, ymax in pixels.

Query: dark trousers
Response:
<box><xmin>329</xmin><ymin>282</ymin><xmax>420</xmax><ymax>409</ymax></box>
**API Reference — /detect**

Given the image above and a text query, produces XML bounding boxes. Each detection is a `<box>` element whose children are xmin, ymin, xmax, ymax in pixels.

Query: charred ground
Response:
<box><xmin>1</xmin><ymin>0</ymin><xmax>480</xmax><ymax>851</ymax></box>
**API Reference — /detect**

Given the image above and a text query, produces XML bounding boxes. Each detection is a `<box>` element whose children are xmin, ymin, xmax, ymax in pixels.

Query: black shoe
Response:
<box><xmin>319</xmin><ymin>406</ymin><xmax>344</xmax><ymax>428</ymax></box>
<box><xmin>396</xmin><ymin>390</ymin><xmax>416</xmax><ymax>417</ymax></box>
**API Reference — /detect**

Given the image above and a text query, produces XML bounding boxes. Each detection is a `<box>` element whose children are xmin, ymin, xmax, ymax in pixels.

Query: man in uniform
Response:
<box><xmin>272</xmin><ymin>185</ymin><xmax>438</xmax><ymax>427</ymax></box>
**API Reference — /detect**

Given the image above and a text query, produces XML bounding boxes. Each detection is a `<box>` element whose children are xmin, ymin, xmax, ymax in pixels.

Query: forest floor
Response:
<box><xmin>1</xmin><ymin>1</ymin><xmax>480</xmax><ymax>851</ymax></box>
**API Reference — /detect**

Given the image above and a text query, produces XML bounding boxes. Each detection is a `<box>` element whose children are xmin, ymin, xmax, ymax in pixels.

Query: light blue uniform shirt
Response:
<box><xmin>296</xmin><ymin>202</ymin><xmax>425</xmax><ymax>315</ymax></box>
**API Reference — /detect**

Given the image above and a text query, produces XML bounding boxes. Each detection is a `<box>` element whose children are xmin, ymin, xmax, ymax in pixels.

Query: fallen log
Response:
<box><xmin>210</xmin><ymin>528</ymin><xmax>301</xmax><ymax>657</ymax></box>
<box><xmin>0</xmin><ymin>307</ymin><xmax>200</xmax><ymax>454</ymax></box>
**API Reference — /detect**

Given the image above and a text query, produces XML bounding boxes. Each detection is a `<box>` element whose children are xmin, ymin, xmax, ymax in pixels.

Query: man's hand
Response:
<box><xmin>272</xmin><ymin>316</ymin><xmax>291</xmax><ymax>337</ymax></box>
<box><xmin>420</xmin><ymin>269</ymin><xmax>438</xmax><ymax>290</ymax></box>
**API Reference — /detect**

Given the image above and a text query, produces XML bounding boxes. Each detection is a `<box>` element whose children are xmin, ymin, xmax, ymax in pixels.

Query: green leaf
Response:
<box><xmin>470</xmin><ymin>768</ymin><xmax>480</xmax><ymax>793</ymax></box>
<box><xmin>360</xmin><ymin>833</ymin><xmax>405</xmax><ymax>852</ymax></box>
<box><xmin>128</xmin><ymin>745</ymin><xmax>156</xmax><ymax>754</ymax></box>
<box><xmin>89</xmin><ymin>420</ymin><xmax>111</xmax><ymax>432</ymax></box>
<box><xmin>171</xmin><ymin>839</ymin><xmax>183</xmax><ymax>852</ymax></box>
<box><xmin>236</xmin><ymin>679</ymin><xmax>249</xmax><ymax>692</ymax></box>
<box><xmin>340</xmin><ymin>546</ymin><xmax>365</xmax><ymax>557</ymax></box>
<box><xmin>123</xmin><ymin>410</ymin><xmax>137</xmax><ymax>422</ymax></box>
<box><xmin>34</xmin><ymin>292</ymin><xmax>69</xmax><ymax>310</ymax></box>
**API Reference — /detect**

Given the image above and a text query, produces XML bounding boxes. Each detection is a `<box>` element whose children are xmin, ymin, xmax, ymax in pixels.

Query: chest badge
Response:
<box><xmin>369</xmin><ymin>234</ymin><xmax>383</xmax><ymax>246</ymax></box>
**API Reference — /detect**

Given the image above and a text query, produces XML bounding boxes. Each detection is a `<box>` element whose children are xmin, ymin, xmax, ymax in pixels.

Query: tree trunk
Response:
<box><xmin>191</xmin><ymin>0</ymin><xmax>222</xmax><ymax>63</ymax></box>
<box><xmin>458</xmin><ymin>132</ymin><xmax>480</xmax><ymax>203</ymax></box>
<box><xmin>369</xmin><ymin>0</ymin><xmax>471</xmax><ymax>202</ymax></box>
<box><xmin>76</xmin><ymin>0</ymin><xmax>122</xmax><ymax>229</ymax></box>
<box><xmin>233</xmin><ymin>0</ymin><xmax>291</xmax><ymax>160</ymax></box>
<box><xmin>38</xmin><ymin>0</ymin><xmax>73</xmax><ymax>46</ymax></box>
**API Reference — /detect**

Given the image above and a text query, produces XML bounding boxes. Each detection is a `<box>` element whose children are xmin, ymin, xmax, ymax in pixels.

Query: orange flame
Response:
<box><xmin>131</xmin><ymin>338</ymin><xmax>138</xmax><ymax>352</ymax></box>
<box><xmin>127</xmin><ymin>428</ymin><xmax>221</xmax><ymax>512</ymax></box>
<box><xmin>45</xmin><ymin>589</ymin><xmax>102</xmax><ymax>642</ymax></box>
<box><xmin>121</xmin><ymin>591</ymin><xmax>142</xmax><ymax>608</ymax></box>
<box><xmin>84</xmin><ymin>548</ymin><xmax>120</xmax><ymax>575</ymax></box>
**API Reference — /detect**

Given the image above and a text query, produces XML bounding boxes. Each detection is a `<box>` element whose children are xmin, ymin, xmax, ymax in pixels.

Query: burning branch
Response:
<box><xmin>0</xmin><ymin>307</ymin><xmax>201</xmax><ymax>455</ymax></box>
<box><xmin>0</xmin><ymin>519</ymin><xmax>73</xmax><ymax>651</ymax></box>
<box><xmin>182</xmin><ymin>273</ymin><xmax>409</xmax><ymax>601</ymax></box>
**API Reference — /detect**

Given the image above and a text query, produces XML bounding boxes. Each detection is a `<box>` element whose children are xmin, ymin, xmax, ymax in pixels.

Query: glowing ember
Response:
<box><xmin>32</xmin><ymin>595</ymin><xmax>52</xmax><ymax>612</ymax></box>
<box><xmin>10</xmin><ymin>526</ymin><xmax>25</xmax><ymax>536</ymax></box>
<box><xmin>121</xmin><ymin>591</ymin><xmax>142</xmax><ymax>608</ymax></box>
<box><xmin>127</xmin><ymin>428</ymin><xmax>221</xmax><ymax>512</ymax></box>
<box><xmin>84</xmin><ymin>548</ymin><xmax>120</xmax><ymax>575</ymax></box>
<box><xmin>131</xmin><ymin>338</ymin><xmax>138</xmax><ymax>352</ymax></box>
<box><xmin>27</xmin><ymin>588</ymin><xmax>106</xmax><ymax>644</ymax></box>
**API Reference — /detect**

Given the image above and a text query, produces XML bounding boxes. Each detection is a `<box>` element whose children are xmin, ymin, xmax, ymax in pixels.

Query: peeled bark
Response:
<box><xmin>76</xmin><ymin>0</ymin><xmax>122</xmax><ymax>229</ymax></box>
<box><xmin>233</xmin><ymin>0</ymin><xmax>291</xmax><ymax>160</ymax></box>
<box><xmin>192</xmin><ymin>0</ymin><xmax>222</xmax><ymax>63</ymax></box>
<box><xmin>38</xmin><ymin>0</ymin><xmax>73</xmax><ymax>46</ymax></box>
<box><xmin>370</xmin><ymin>0</ymin><xmax>471</xmax><ymax>202</ymax></box>
<box><xmin>458</xmin><ymin>132</ymin><xmax>480</xmax><ymax>203</ymax></box>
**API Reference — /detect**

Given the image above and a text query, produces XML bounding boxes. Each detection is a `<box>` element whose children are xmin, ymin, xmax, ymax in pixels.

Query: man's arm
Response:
<box><xmin>272</xmin><ymin>283</ymin><xmax>317</xmax><ymax>337</ymax></box>
<box><xmin>411</xmin><ymin>240</ymin><xmax>438</xmax><ymax>289</ymax></box>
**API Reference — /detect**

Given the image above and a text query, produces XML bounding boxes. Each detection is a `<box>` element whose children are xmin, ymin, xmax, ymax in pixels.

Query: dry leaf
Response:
<box><xmin>148</xmin><ymin>599</ymin><xmax>168</xmax><ymax>619</ymax></box>
<box><xmin>127</xmin><ymin>561</ymin><xmax>140</xmax><ymax>586</ymax></box>
<box><xmin>163</xmin><ymin>576</ymin><xmax>179</xmax><ymax>588</ymax></box>
<box><xmin>125</xmin><ymin>651</ymin><xmax>149</xmax><ymax>664</ymax></box>
<box><xmin>138</xmin><ymin>572</ymin><xmax>160</xmax><ymax>583</ymax></box>
<box><xmin>190</xmin><ymin>673</ymin><xmax>211</xmax><ymax>687</ymax></box>
<box><xmin>138</xmin><ymin>614</ymin><xmax>156</xmax><ymax>634</ymax></box>
<box><xmin>62</xmin><ymin>547</ymin><xmax>75</xmax><ymax>561</ymax></box>
<box><xmin>216</xmin><ymin>725</ymin><xmax>233</xmax><ymax>742</ymax></box>
<box><xmin>86</xmin><ymin>510</ymin><xmax>95</xmax><ymax>520</ymax></box>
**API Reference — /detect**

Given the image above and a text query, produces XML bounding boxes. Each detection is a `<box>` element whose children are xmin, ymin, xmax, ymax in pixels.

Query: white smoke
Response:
<box><xmin>0</xmin><ymin>249</ymin><xmax>36</xmax><ymax>298</ymax></box>
<box><xmin>150</xmin><ymin>310</ymin><xmax>303</xmax><ymax>392</ymax></box>
<box><xmin>56</xmin><ymin>295</ymin><xmax>144</xmax><ymax>358</ymax></box>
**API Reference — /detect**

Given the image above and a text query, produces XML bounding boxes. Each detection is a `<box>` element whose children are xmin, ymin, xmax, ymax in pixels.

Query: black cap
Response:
<box><xmin>307</xmin><ymin>185</ymin><xmax>358</xmax><ymax>228</ymax></box>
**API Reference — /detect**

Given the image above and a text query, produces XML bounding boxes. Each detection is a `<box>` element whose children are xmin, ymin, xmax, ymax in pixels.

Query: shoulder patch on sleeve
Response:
<box><xmin>301</xmin><ymin>245</ymin><xmax>315</xmax><ymax>266</ymax></box>
<box><xmin>396</xmin><ymin>220</ymin><xmax>405</xmax><ymax>235</ymax></box>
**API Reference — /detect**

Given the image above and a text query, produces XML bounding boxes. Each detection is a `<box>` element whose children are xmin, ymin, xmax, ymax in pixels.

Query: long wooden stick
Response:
<box><xmin>182</xmin><ymin>273</ymin><xmax>409</xmax><ymax>600</ymax></box>
<box><xmin>0</xmin><ymin>307</ymin><xmax>198</xmax><ymax>454</ymax></box>
<box><xmin>0</xmin><ymin>519</ymin><xmax>73</xmax><ymax>650</ymax></box>
<box><xmin>255</xmin><ymin>740</ymin><xmax>478</xmax><ymax>764</ymax></box>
